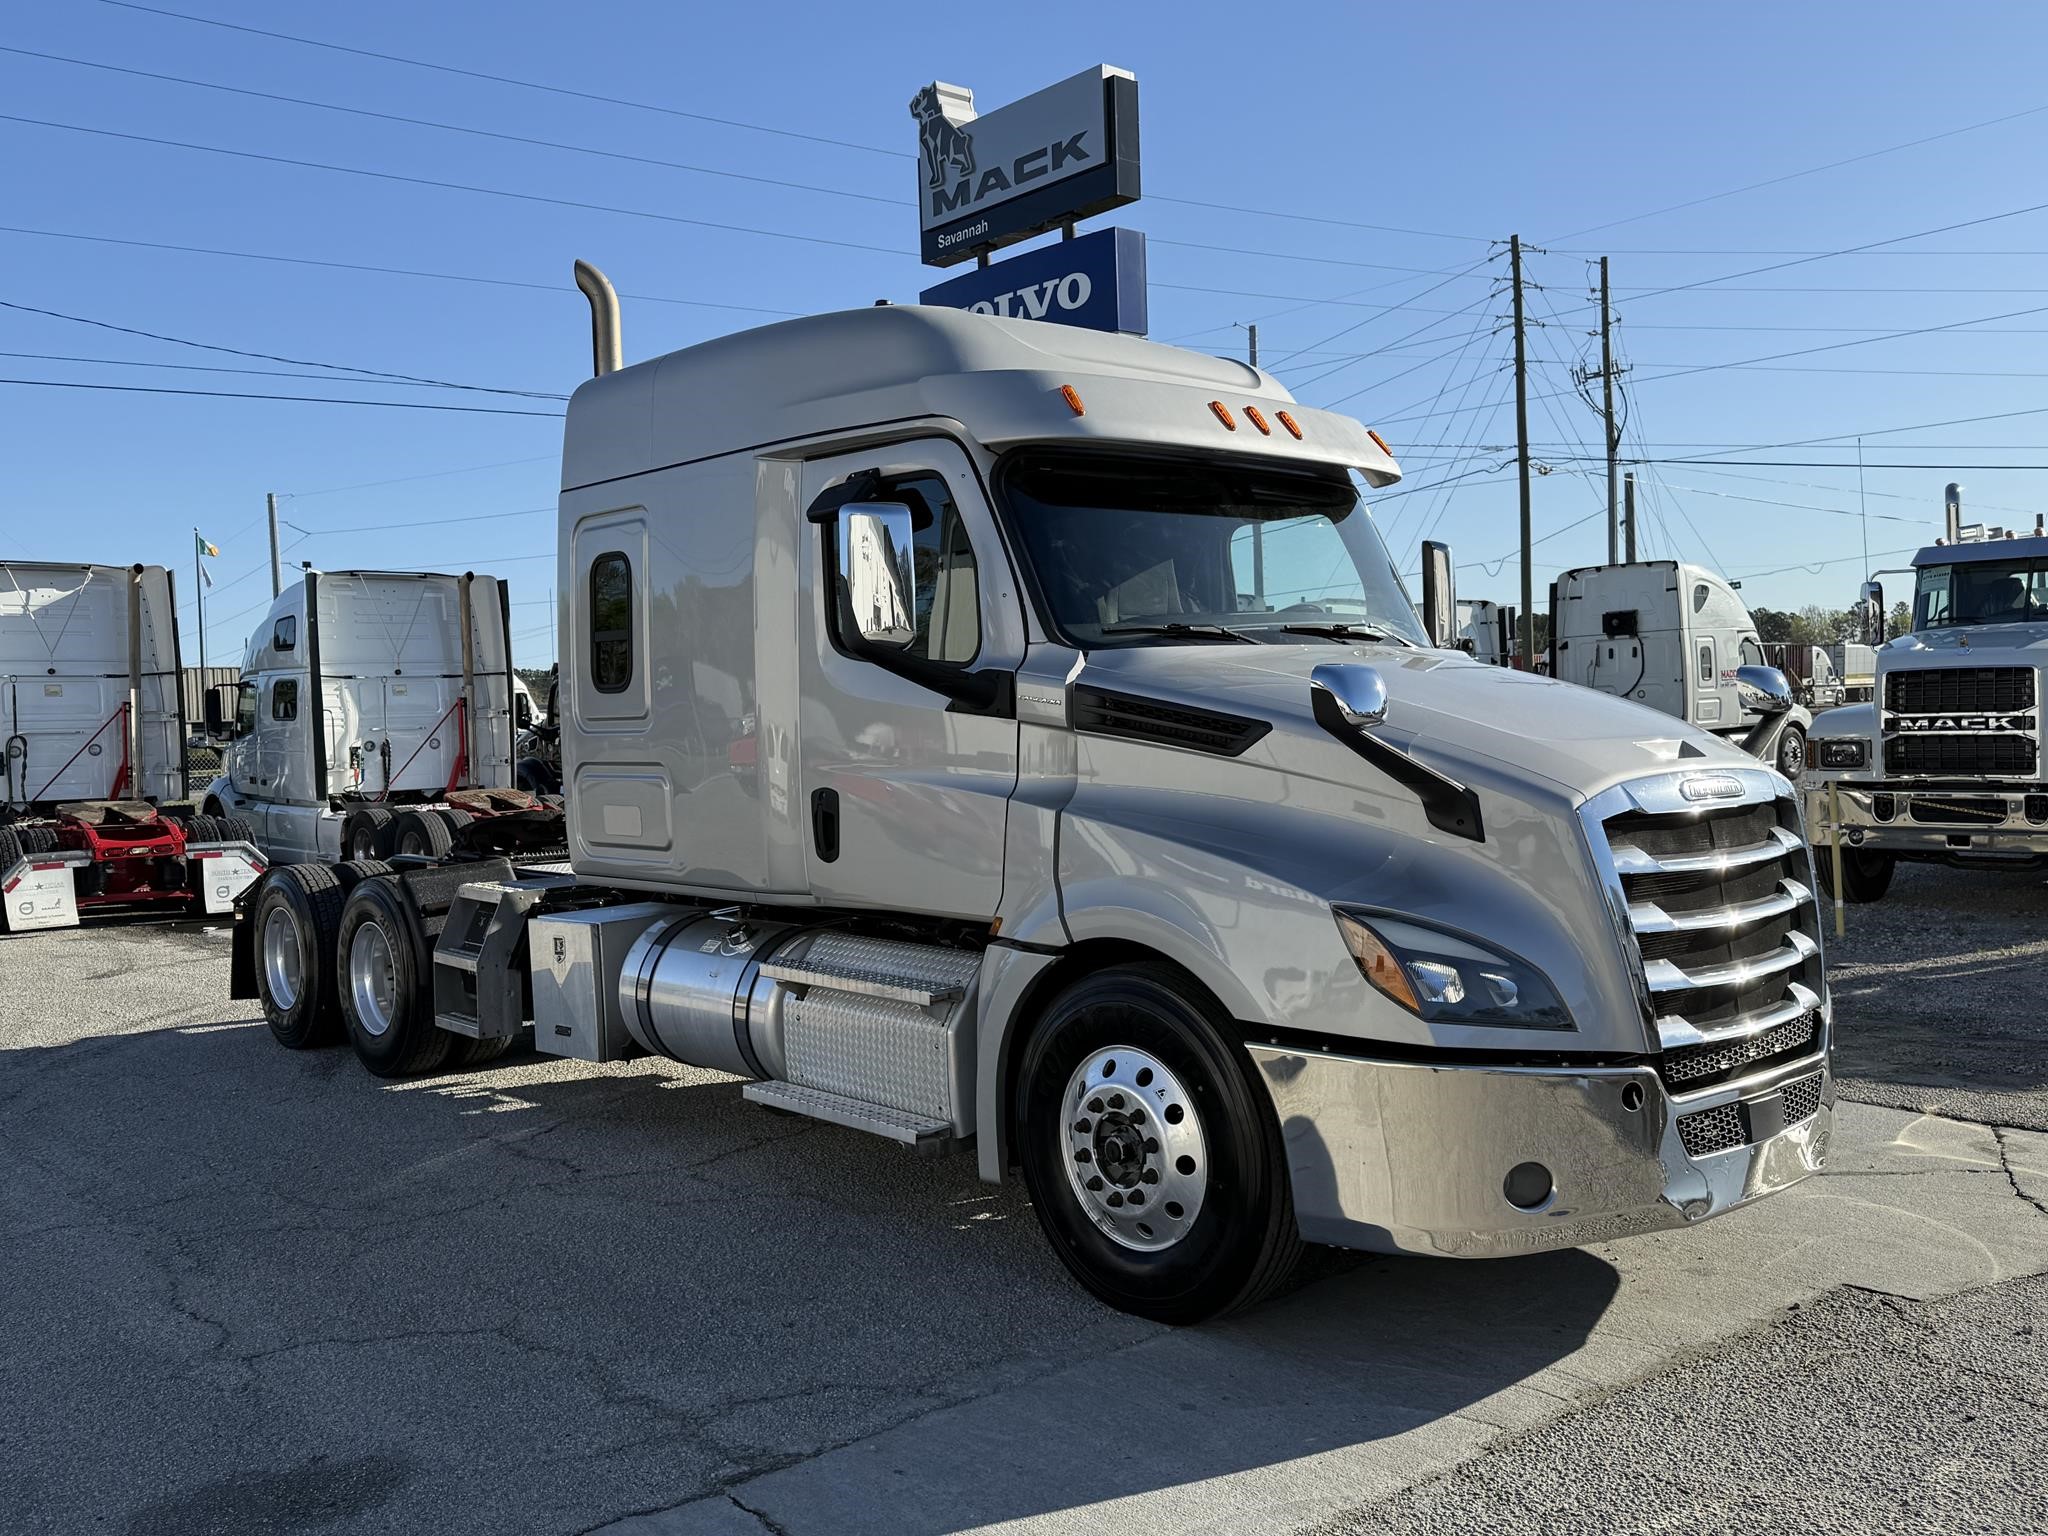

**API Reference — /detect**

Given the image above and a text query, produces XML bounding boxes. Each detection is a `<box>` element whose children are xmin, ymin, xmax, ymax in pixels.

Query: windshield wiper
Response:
<box><xmin>1275</xmin><ymin>623</ymin><xmax>1415</xmax><ymax>647</ymax></box>
<box><xmin>1100</xmin><ymin>622</ymin><xmax>1258</xmax><ymax>644</ymax></box>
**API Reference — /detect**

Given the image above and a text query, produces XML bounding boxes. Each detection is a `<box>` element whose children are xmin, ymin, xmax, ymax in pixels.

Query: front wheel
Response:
<box><xmin>1014</xmin><ymin>963</ymin><xmax>1302</xmax><ymax>1324</ymax></box>
<box><xmin>1775</xmin><ymin>723</ymin><xmax>1808</xmax><ymax>781</ymax></box>
<box><xmin>1815</xmin><ymin>846</ymin><xmax>1896</xmax><ymax>904</ymax></box>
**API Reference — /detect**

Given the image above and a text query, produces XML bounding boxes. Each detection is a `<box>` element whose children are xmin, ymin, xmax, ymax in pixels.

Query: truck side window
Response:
<box><xmin>271</xmin><ymin>679</ymin><xmax>298</xmax><ymax>720</ymax></box>
<box><xmin>273</xmin><ymin>615</ymin><xmax>297</xmax><ymax>652</ymax></box>
<box><xmin>235</xmin><ymin>681</ymin><xmax>258</xmax><ymax>736</ymax></box>
<box><xmin>1740</xmin><ymin>638</ymin><xmax>1764</xmax><ymax>667</ymax></box>
<box><xmin>589</xmin><ymin>552</ymin><xmax>633</xmax><ymax>693</ymax></box>
<box><xmin>1697</xmin><ymin>640</ymin><xmax>1715</xmax><ymax>685</ymax></box>
<box><xmin>883</xmin><ymin>473</ymin><xmax>980</xmax><ymax>665</ymax></box>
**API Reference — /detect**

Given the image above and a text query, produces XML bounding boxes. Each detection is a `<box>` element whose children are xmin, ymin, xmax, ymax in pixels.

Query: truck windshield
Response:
<box><xmin>1913</xmin><ymin>560</ymin><xmax>2048</xmax><ymax>628</ymax></box>
<box><xmin>999</xmin><ymin>451</ymin><xmax>1426</xmax><ymax>649</ymax></box>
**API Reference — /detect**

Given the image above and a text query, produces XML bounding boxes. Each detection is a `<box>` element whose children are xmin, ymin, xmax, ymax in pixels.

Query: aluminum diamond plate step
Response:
<box><xmin>742</xmin><ymin>1080</ymin><xmax>955</xmax><ymax>1150</ymax></box>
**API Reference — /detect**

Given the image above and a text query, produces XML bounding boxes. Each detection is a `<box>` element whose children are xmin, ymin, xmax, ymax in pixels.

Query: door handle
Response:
<box><xmin>811</xmin><ymin>787</ymin><xmax>840</xmax><ymax>863</ymax></box>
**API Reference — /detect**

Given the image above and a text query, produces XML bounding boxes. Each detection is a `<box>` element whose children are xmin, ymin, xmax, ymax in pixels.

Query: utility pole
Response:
<box><xmin>1511</xmin><ymin>234</ymin><xmax>1534</xmax><ymax>668</ymax></box>
<box><xmin>1247</xmin><ymin>324</ymin><xmax>1258</xmax><ymax>369</ymax></box>
<box><xmin>1624</xmin><ymin>472</ymin><xmax>1638</xmax><ymax>563</ymax></box>
<box><xmin>1600</xmin><ymin>257</ymin><xmax>1619</xmax><ymax>565</ymax></box>
<box><xmin>267</xmin><ymin>492</ymin><xmax>282</xmax><ymax>597</ymax></box>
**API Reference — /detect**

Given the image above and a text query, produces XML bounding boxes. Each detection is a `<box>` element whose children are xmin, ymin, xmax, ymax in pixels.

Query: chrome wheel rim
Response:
<box><xmin>348</xmin><ymin>921</ymin><xmax>399</xmax><ymax>1038</ymax></box>
<box><xmin>1060</xmin><ymin>1046</ymin><xmax>1208</xmax><ymax>1252</ymax></box>
<box><xmin>261</xmin><ymin>907</ymin><xmax>303</xmax><ymax>1010</ymax></box>
<box><xmin>1780</xmin><ymin>733</ymin><xmax>1806</xmax><ymax>780</ymax></box>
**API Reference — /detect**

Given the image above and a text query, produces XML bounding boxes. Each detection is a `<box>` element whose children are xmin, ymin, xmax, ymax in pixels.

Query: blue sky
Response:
<box><xmin>9</xmin><ymin>1</ymin><xmax>2048</xmax><ymax>668</ymax></box>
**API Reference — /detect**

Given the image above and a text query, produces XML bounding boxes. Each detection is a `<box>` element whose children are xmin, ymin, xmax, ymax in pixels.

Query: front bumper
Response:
<box><xmin>1247</xmin><ymin>1043</ymin><xmax>1831</xmax><ymax>1258</ymax></box>
<box><xmin>1804</xmin><ymin>780</ymin><xmax>2048</xmax><ymax>860</ymax></box>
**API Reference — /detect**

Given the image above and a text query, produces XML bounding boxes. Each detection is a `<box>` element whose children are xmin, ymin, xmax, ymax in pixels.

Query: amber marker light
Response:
<box><xmin>1244</xmin><ymin>405</ymin><xmax>1271</xmax><ymax>435</ymax></box>
<box><xmin>1335</xmin><ymin>910</ymin><xmax>1421</xmax><ymax>1014</ymax></box>
<box><xmin>1275</xmin><ymin>410</ymin><xmax>1303</xmax><ymax>440</ymax></box>
<box><xmin>1209</xmin><ymin>400</ymin><xmax>1237</xmax><ymax>430</ymax></box>
<box><xmin>1368</xmin><ymin>428</ymin><xmax>1393</xmax><ymax>456</ymax></box>
<box><xmin>1060</xmin><ymin>384</ymin><xmax>1085</xmax><ymax>416</ymax></box>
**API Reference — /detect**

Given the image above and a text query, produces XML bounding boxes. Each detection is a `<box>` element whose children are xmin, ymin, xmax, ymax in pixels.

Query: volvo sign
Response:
<box><xmin>919</xmin><ymin>227</ymin><xmax>1147</xmax><ymax>335</ymax></box>
<box><xmin>912</xmin><ymin>66</ymin><xmax>1141</xmax><ymax>267</ymax></box>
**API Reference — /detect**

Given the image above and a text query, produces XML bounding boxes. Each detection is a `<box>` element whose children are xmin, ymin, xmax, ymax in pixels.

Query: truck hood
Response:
<box><xmin>1076</xmin><ymin>642</ymin><xmax>1754</xmax><ymax>801</ymax></box>
<box><xmin>1884</xmin><ymin>622</ymin><xmax>2048</xmax><ymax>662</ymax></box>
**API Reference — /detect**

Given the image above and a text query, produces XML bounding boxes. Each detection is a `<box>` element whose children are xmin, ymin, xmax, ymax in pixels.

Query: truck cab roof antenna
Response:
<box><xmin>575</xmin><ymin>259</ymin><xmax>622</xmax><ymax>377</ymax></box>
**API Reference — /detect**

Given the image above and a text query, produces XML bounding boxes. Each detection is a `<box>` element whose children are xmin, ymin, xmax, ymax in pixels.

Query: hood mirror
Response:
<box><xmin>838</xmin><ymin>502</ymin><xmax>918</xmax><ymax>650</ymax></box>
<box><xmin>1420</xmin><ymin>541</ymin><xmax>1456</xmax><ymax>649</ymax></box>
<box><xmin>1735</xmin><ymin>664</ymin><xmax>1795</xmax><ymax>715</ymax></box>
<box><xmin>1310</xmin><ymin>662</ymin><xmax>1387</xmax><ymax>729</ymax></box>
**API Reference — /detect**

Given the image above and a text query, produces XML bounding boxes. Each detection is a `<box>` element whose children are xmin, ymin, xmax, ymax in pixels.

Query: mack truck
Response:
<box><xmin>200</xmin><ymin>567</ymin><xmax>564</xmax><ymax>866</ymax></box>
<box><xmin>229</xmin><ymin>267</ymin><xmax>1832</xmax><ymax>1322</ymax></box>
<box><xmin>1805</xmin><ymin>524</ymin><xmax>2048</xmax><ymax>902</ymax></box>
<box><xmin>1551</xmin><ymin>559</ymin><xmax>1813</xmax><ymax>780</ymax></box>
<box><xmin>3</xmin><ymin>560</ymin><xmax>264</xmax><ymax>932</ymax></box>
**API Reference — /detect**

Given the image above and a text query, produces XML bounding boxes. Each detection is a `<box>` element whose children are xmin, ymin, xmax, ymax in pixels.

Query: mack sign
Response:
<box><xmin>919</xmin><ymin>227</ymin><xmax>1147</xmax><ymax>335</ymax></box>
<box><xmin>912</xmin><ymin>66</ymin><xmax>1141</xmax><ymax>267</ymax></box>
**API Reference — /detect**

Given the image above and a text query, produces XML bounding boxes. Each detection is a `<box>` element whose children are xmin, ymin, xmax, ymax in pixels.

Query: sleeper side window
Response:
<box><xmin>271</xmin><ymin>678</ymin><xmax>298</xmax><ymax>720</ymax></box>
<box><xmin>590</xmin><ymin>552</ymin><xmax>633</xmax><ymax>693</ymax></box>
<box><xmin>273</xmin><ymin>615</ymin><xmax>297</xmax><ymax>652</ymax></box>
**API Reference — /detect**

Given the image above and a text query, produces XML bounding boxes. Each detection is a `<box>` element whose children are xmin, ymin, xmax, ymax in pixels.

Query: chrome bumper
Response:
<box><xmin>1247</xmin><ymin>1044</ymin><xmax>1831</xmax><ymax>1258</ymax></box>
<box><xmin>1804</xmin><ymin>781</ymin><xmax>2048</xmax><ymax>858</ymax></box>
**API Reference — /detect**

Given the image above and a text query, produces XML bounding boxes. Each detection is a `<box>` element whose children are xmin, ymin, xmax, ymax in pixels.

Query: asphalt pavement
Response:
<box><xmin>0</xmin><ymin>863</ymin><xmax>2043</xmax><ymax>1536</ymax></box>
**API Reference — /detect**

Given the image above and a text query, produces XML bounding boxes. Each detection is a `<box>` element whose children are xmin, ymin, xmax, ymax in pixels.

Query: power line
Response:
<box><xmin>0</xmin><ymin>348</ymin><xmax>552</xmax><ymax>394</ymax></box>
<box><xmin>286</xmin><ymin>455</ymin><xmax>556</xmax><ymax>500</ymax></box>
<box><xmin>282</xmin><ymin>507</ymin><xmax>551</xmax><ymax>535</ymax></box>
<box><xmin>0</xmin><ymin>377</ymin><xmax>562</xmax><ymax>417</ymax></box>
<box><xmin>0</xmin><ymin>298</ymin><xmax>564</xmax><ymax>399</ymax></box>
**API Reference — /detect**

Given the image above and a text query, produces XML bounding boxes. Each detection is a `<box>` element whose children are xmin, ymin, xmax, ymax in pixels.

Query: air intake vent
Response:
<box><xmin>1886</xmin><ymin>666</ymin><xmax>2034</xmax><ymax>714</ymax></box>
<box><xmin>1069</xmin><ymin>686</ymin><xmax>1271</xmax><ymax>757</ymax></box>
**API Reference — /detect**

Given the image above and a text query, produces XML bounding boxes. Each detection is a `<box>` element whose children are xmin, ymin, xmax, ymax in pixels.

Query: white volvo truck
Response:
<box><xmin>3</xmin><ymin>560</ymin><xmax>263</xmax><ymax>932</ymax></box>
<box><xmin>231</xmin><ymin>273</ymin><xmax>1832</xmax><ymax>1321</ymax></box>
<box><xmin>1805</xmin><ymin>527</ymin><xmax>2048</xmax><ymax>901</ymax></box>
<box><xmin>1551</xmin><ymin>560</ymin><xmax>1813</xmax><ymax>779</ymax></box>
<box><xmin>202</xmin><ymin>568</ymin><xmax>562</xmax><ymax>866</ymax></box>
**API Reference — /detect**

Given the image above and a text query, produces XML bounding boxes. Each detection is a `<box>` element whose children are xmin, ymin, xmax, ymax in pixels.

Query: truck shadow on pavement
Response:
<box><xmin>2</xmin><ymin>1015</ymin><xmax>1621</xmax><ymax>1536</ymax></box>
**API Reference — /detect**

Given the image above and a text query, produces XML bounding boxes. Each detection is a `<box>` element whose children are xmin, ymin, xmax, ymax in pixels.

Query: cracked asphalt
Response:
<box><xmin>1</xmin><ymin>861</ymin><xmax>2044</xmax><ymax>1536</ymax></box>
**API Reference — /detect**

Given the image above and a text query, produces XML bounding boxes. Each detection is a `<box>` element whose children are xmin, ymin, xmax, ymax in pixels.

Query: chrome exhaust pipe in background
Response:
<box><xmin>574</xmin><ymin>259</ymin><xmax>622</xmax><ymax>377</ymax></box>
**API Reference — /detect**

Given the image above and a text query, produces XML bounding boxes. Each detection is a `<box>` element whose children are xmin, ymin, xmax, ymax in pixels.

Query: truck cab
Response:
<box><xmin>1805</xmin><ymin>529</ymin><xmax>2048</xmax><ymax>901</ymax></box>
<box><xmin>204</xmin><ymin>569</ymin><xmax>523</xmax><ymax>863</ymax></box>
<box><xmin>1551</xmin><ymin>559</ymin><xmax>1812</xmax><ymax>777</ymax></box>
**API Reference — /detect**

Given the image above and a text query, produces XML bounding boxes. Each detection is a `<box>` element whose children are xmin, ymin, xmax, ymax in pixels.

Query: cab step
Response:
<box><xmin>741</xmin><ymin>1080</ymin><xmax>956</xmax><ymax>1153</ymax></box>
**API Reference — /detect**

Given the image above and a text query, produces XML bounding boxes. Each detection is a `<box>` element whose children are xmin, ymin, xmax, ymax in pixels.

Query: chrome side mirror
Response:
<box><xmin>1420</xmin><ymin>540</ymin><xmax>1456</xmax><ymax>649</ymax></box>
<box><xmin>1735</xmin><ymin>664</ymin><xmax>1794</xmax><ymax>715</ymax></box>
<box><xmin>838</xmin><ymin>502</ymin><xmax>918</xmax><ymax>650</ymax></box>
<box><xmin>1310</xmin><ymin>662</ymin><xmax>1387</xmax><ymax>729</ymax></box>
<box><xmin>1860</xmin><ymin>579</ymin><xmax>1885</xmax><ymax>644</ymax></box>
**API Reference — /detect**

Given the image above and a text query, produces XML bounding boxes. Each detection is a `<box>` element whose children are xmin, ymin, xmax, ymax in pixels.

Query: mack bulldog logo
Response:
<box><xmin>910</xmin><ymin>84</ymin><xmax>975</xmax><ymax>192</ymax></box>
<box><xmin>1890</xmin><ymin>713</ymin><xmax>2033</xmax><ymax>732</ymax></box>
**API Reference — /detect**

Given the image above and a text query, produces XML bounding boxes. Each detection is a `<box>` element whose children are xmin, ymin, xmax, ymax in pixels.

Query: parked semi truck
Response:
<box><xmin>1550</xmin><ymin>560</ymin><xmax>1813</xmax><ymax>779</ymax></box>
<box><xmin>200</xmin><ymin>567</ymin><xmax>562</xmax><ymax>865</ymax></box>
<box><xmin>231</xmin><ymin>273</ymin><xmax>1831</xmax><ymax>1321</ymax></box>
<box><xmin>3</xmin><ymin>561</ymin><xmax>264</xmax><ymax>931</ymax></box>
<box><xmin>1805</xmin><ymin>526</ymin><xmax>2048</xmax><ymax>901</ymax></box>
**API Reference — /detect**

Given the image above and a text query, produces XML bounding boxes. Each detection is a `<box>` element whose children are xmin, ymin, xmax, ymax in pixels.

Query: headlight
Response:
<box><xmin>1815</xmin><ymin>738</ymin><xmax>1868</xmax><ymax>770</ymax></box>
<box><xmin>1334</xmin><ymin>908</ymin><xmax>1573</xmax><ymax>1029</ymax></box>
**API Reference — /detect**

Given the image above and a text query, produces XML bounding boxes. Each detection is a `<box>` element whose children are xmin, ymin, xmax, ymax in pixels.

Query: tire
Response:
<box><xmin>388</xmin><ymin>808</ymin><xmax>453</xmax><ymax>860</ymax></box>
<box><xmin>445</xmin><ymin>1031</ymin><xmax>520</xmax><ymax>1069</ymax></box>
<box><xmin>250</xmin><ymin>864</ymin><xmax>347</xmax><ymax>1048</ymax></box>
<box><xmin>216</xmin><ymin>815</ymin><xmax>256</xmax><ymax>846</ymax></box>
<box><xmin>343</xmin><ymin>807</ymin><xmax>395</xmax><ymax>861</ymax></box>
<box><xmin>1013</xmin><ymin>962</ymin><xmax>1303</xmax><ymax>1324</ymax></box>
<box><xmin>182</xmin><ymin>814</ymin><xmax>219</xmax><ymax>844</ymax></box>
<box><xmin>334</xmin><ymin>858</ymin><xmax>392</xmax><ymax>896</ymax></box>
<box><xmin>19</xmin><ymin>826</ymin><xmax>59</xmax><ymax>856</ymax></box>
<box><xmin>1774</xmin><ymin>723</ymin><xmax>1808</xmax><ymax>782</ymax></box>
<box><xmin>1815</xmin><ymin>846</ymin><xmax>1896</xmax><ymax>904</ymax></box>
<box><xmin>0</xmin><ymin>827</ymin><xmax>22</xmax><ymax>876</ymax></box>
<box><xmin>336</xmin><ymin>875</ymin><xmax>450</xmax><ymax>1078</ymax></box>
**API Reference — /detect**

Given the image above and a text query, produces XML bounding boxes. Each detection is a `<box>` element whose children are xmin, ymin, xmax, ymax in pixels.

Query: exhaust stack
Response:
<box><xmin>575</xmin><ymin>259</ymin><xmax>622</xmax><ymax>377</ymax></box>
<box><xmin>1944</xmin><ymin>482</ymin><xmax>1963</xmax><ymax>543</ymax></box>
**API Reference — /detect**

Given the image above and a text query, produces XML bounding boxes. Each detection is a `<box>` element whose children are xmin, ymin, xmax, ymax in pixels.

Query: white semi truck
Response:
<box><xmin>200</xmin><ymin>568</ymin><xmax>562</xmax><ymax>865</ymax></box>
<box><xmin>1551</xmin><ymin>559</ymin><xmax>1813</xmax><ymax>779</ymax></box>
<box><xmin>230</xmin><ymin>270</ymin><xmax>1832</xmax><ymax>1321</ymax></box>
<box><xmin>2</xmin><ymin>560</ymin><xmax>264</xmax><ymax>932</ymax></box>
<box><xmin>1805</xmin><ymin>525</ymin><xmax>2048</xmax><ymax>901</ymax></box>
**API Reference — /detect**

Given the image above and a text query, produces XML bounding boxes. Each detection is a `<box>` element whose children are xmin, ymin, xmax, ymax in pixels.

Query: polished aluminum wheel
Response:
<box><xmin>261</xmin><ymin>906</ymin><xmax>303</xmax><ymax>1011</ymax></box>
<box><xmin>348</xmin><ymin>920</ymin><xmax>399</xmax><ymax>1038</ymax></box>
<box><xmin>1060</xmin><ymin>1046</ymin><xmax>1208</xmax><ymax>1252</ymax></box>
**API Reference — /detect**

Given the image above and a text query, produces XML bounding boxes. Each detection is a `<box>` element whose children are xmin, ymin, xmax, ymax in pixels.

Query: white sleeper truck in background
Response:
<box><xmin>232</xmin><ymin>279</ymin><xmax>1833</xmax><ymax>1322</ymax></box>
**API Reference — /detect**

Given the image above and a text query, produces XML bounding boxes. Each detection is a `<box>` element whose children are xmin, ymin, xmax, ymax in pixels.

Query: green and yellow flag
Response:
<box><xmin>196</xmin><ymin>532</ymin><xmax>220</xmax><ymax>558</ymax></box>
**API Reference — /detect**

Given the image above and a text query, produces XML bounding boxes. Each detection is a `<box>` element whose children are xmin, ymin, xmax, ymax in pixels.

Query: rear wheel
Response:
<box><xmin>215</xmin><ymin>815</ymin><xmax>256</xmax><ymax>846</ymax></box>
<box><xmin>18</xmin><ymin>826</ymin><xmax>59</xmax><ymax>856</ymax></box>
<box><xmin>251</xmin><ymin>865</ymin><xmax>346</xmax><ymax>1048</ymax></box>
<box><xmin>388</xmin><ymin>808</ymin><xmax>453</xmax><ymax>860</ymax></box>
<box><xmin>343</xmin><ymin>808</ymin><xmax>395</xmax><ymax>860</ymax></box>
<box><xmin>1014</xmin><ymin>963</ymin><xmax>1302</xmax><ymax>1324</ymax></box>
<box><xmin>337</xmin><ymin>876</ymin><xmax>450</xmax><ymax>1077</ymax></box>
<box><xmin>0</xmin><ymin>828</ymin><xmax>23</xmax><ymax>877</ymax></box>
<box><xmin>1816</xmin><ymin>846</ymin><xmax>1895</xmax><ymax>903</ymax></box>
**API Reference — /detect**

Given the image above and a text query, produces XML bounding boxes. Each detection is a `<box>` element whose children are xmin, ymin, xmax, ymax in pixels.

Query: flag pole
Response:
<box><xmin>194</xmin><ymin>528</ymin><xmax>205</xmax><ymax>673</ymax></box>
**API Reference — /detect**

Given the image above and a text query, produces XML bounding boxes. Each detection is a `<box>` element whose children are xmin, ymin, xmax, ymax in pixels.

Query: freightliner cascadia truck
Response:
<box><xmin>1805</xmin><ymin>523</ymin><xmax>2048</xmax><ymax>902</ymax></box>
<box><xmin>230</xmin><ymin>266</ymin><xmax>1832</xmax><ymax>1321</ymax></box>
<box><xmin>3</xmin><ymin>560</ymin><xmax>263</xmax><ymax>932</ymax></box>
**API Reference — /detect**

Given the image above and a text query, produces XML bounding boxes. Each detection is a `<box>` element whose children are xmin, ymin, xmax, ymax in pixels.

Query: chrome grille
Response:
<box><xmin>1882</xmin><ymin>666</ymin><xmax>2038</xmax><ymax>779</ymax></box>
<box><xmin>1677</xmin><ymin>1101</ymin><xmax>1746</xmax><ymax>1158</ymax></box>
<box><xmin>1886</xmin><ymin>666</ymin><xmax>2033</xmax><ymax>714</ymax></box>
<box><xmin>1781</xmin><ymin>1072</ymin><xmax>1824</xmax><ymax>1126</ymax></box>
<box><xmin>1591</xmin><ymin>774</ymin><xmax>1829</xmax><ymax>1079</ymax></box>
<box><xmin>1885</xmin><ymin>735</ymin><xmax>2036</xmax><ymax>776</ymax></box>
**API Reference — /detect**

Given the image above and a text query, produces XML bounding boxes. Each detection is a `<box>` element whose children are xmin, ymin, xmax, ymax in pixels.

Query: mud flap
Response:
<box><xmin>2</xmin><ymin>860</ymin><xmax>80</xmax><ymax>933</ymax></box>
<box><xmin>192</xmin><ymin>844</ymin><xmax>267</xmax><ymax>915</ymax></box>
<box><xmin>229</xmin><ymin>872</ymin><xmax>261</xmax><ymax>999</ymax></box>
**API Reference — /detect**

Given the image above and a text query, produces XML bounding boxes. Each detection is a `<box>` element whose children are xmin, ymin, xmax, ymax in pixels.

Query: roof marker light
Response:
<box><xmin>1060</xmin><ymin>384</ymin><xmax>1085</xmax><ymax>416</ymax></box>
<box><xmin>1368</xmin><ymin>429</ymin><xmax>1393</xmax><ymax>456</ymax></box>
<box><xmin>1209</xmin><ymin>400</ymin><xmax>1237</xmax><ymax>430</ymax></box>
<box><xmin>1275</xmin><ymin>410</ymin><xmax>1303</xmax><ymax>440</ymax></box>
<box><xmin>1244</xmin><ymin>405</ymin><xmax>1271</xmax><ymax>436</ymax></box>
